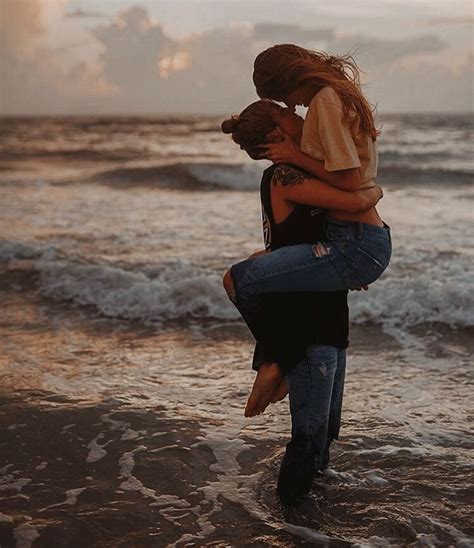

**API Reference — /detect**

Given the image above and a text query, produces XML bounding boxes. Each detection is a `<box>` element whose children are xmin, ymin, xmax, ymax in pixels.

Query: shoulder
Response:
<box><xmin>272</xmin><ymin>164</ymin><xmax>307</xmax><ymax>187</ymax></box>
<box><xmin>311</xmin><ymin>86</ymin><xmax>342</xmax><ymax>108</ymax></box>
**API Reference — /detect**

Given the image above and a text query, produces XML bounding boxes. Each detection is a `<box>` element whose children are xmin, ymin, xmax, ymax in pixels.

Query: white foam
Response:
<box><xmin>282</xmin><ymin>523</ymin><xmax>332</xmax><ymax>544</ymax></box>
<box><xmin>13</xmin><ymin>522</ymin><xmax>41</xmax><ymax>548</ymax></box>
<box><xmin>364</xmin><ymin>470</ymin><xmax>389</xmax><ymax>486</ymax></box>
<box><xmin>38</xmin><ymin>257</ymin><xmax>238</xmax><ymax>324</ymax></box>
<box><xmin>1</xmin><ymin>233</ymin><xmax>472</xmax><ymax>333</ymax></box>
<box><xmin>0</xmin><ymin>475</ymin><xmax>31</xmax><ymax>492</ymax></box>
<box><xmin>0</xmin><ymin>464</ymin><xmax>13</xmax><ymax>474</ymax></box>
<box><xmin>117</xmin><ymin>446</ymin><xmax>192</xmax><ymax>517</ymax></box>
<box><xmin>350</xmin><ymin>259</ymin><xmax>474</xmax><ymax>329</ymax></box>
<box><xmin>358</xmin><ymin>444</ymin><xmax>429</xmax><ymax>457</ymax></box>
<box><xmin>0</xmin><ymin>513</ymin><xmax>13</xmax><ymax>523</ymax></box>
<box><xmin>39</xmin><ymin>487</ymin><xmax>88</xmax><ymax>512</ymax></box>
<box><xmin>86</xmin><ymin>434</ymin><xmax>111</xmax><ymax>463</ymax></box>
<box><xmin>188</xmin><ymin>162</ymin><xmax>266</xmax><ymax>190</ymax></box>
<box><xmin>0</xmin><ymin>241</ymin><xmax>55</xmax><ymax>262</ymax></box>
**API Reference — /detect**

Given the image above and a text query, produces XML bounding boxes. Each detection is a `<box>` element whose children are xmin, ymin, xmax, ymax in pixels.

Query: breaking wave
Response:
<box><xmin>90</xmin><ymin>160</ymin><xmax>473</xmax><ymax>191</ymax></box>
<box><xmin>2</xmin><ymin>241</ymin><xmax>473</xmax><ymax>333</ymax></box>
<box><xmin>91</xmin><ymin>162</ymin><xmax>264</xmax><ymax>190</ymax></box>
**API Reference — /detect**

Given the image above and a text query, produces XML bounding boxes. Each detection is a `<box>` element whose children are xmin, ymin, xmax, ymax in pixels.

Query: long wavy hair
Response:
<box><xmin>253</xmin><ymin>44</ymin><xmax>381</xmax><ymax>141</ymax></box>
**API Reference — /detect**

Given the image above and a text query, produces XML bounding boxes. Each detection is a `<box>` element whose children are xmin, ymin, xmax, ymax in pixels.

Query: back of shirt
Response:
<box><xmin>301</xmin><ymin>86</ymin><xmax>378</xmax><ymax>187</ymax></box>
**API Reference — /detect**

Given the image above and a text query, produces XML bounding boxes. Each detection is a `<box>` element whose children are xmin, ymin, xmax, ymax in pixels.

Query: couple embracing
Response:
<box><xmin>221</xmin><ymin>44</ymin><xmax>391</xmax><ymax>506</ymax></box>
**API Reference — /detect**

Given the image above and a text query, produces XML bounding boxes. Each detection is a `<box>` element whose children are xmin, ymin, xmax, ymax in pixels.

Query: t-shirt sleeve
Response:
<box><xmin>313</xmin><ymin>87</ymin><xmax>361</xmax><ymax>172</ymax></box>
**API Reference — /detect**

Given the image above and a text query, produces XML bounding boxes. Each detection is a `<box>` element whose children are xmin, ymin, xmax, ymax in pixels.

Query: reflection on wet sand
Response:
<box><xmin>0</xmin><ymin>288</ymin><xmax>472</xmax><ymax>546</ymax></box>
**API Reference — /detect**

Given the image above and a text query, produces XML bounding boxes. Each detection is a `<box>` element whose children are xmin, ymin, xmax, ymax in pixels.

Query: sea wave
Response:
<box><xmin>0</xmin><ymin>241</ymin><xmax>238</xmax><ymax>324</ymax></box>
<box><xmin>349</xmin><ymin>261</ymin><xmax>474</xmax><ymax>330</ymax></box>
<box><xmin>2</xmin><ymin>241</ymin><xmax>473</xmax><ymax>332</ymax></box>
<box><xmin>90</xmin><ymin>161</ymin><xmax>473</xmax><ymax>191</ymax></box>
<box><xmin>91</xmin><ymin>162</ymin><xmax>264</xmax><ymax>190</ymax></box>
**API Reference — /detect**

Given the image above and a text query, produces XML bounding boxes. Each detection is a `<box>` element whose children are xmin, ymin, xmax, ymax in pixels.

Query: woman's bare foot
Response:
<box><xmin>245</xmin><ymin>362</ymin><xmax>283</xmax><ymax>417</ymax></box>
<box><xmin>270</xmin><ymin>379</ymin><xmax>289</xmax><ymax>403</ymax></box>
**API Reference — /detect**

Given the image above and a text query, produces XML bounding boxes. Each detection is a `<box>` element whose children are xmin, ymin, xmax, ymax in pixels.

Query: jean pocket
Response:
<box><xmin>347</xmin><ymin>247</ymin><xmax>388</xmax><ymax>287</ymax></box>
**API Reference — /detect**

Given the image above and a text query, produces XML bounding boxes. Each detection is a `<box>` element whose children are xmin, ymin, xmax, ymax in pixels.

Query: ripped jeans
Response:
<box><xmin>229</xmin><ymin>219</ymin><xmax>392</xmax><ymax>301</ymax></box>
<box><xmin>286</xmin><ymin>345</ymin><xmax>346</xmax><ymax>461</ymax></box>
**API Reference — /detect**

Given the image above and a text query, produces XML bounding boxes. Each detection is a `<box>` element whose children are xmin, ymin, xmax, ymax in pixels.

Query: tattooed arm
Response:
<box><xmin>272</xmin><ymin>164</ymin><xmax>382</xmax><ymax>212</ymax></box>
<box><xmin>259</xmin><ymin>136</ymin><xmax>362</xmax><ymax>191</ymax></box>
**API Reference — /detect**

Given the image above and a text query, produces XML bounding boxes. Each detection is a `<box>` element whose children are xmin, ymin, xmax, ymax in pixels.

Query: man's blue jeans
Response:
<box><xmin>286</xmin><ymin>345</ymin><xmax>346</xmax><ymax>461</ymax></box>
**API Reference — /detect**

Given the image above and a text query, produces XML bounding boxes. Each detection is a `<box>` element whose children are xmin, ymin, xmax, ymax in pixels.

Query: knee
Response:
<box><xmin>222</xmin><ymin>268</ymin><xmax>236</xmax><ymax>302</ymax></box>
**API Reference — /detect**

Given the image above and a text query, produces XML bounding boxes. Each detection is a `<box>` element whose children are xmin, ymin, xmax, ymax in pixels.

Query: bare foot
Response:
<box><xmin>245</xmin><ymin>362</ymin><xmax>283</xmax><ymax>417</ymax></box>
<box><xmin>270</xmin><ymin>379</ymin><xmax>289</xmax><ymax>403</ymax></box>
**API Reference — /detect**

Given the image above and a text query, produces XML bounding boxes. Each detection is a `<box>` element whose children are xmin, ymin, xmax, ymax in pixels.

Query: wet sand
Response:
<box><xmin>1</xmin><ymin>284</ymin><xmax>473</xmax><ymax>547</ymax></box>
<box><xmin>0</xmin><ymin>391</ymin><xmax>302</xmax><ymax>547</ymax></box>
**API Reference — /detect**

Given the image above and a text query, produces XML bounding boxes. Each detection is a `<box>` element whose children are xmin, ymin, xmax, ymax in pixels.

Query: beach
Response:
<box><xmin>0</xmin><ymin>114</ymin><xmax>473</xmax><ymax>546</ymax></box>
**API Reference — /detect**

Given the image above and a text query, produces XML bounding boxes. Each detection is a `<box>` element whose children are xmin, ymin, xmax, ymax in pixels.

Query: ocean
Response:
<box><xmin>0</xmin><ymin>114</ymin><xmax>473</xmax><ymax>547</ymax></box>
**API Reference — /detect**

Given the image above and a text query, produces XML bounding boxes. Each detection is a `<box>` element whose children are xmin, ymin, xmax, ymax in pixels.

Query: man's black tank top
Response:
<box><xmin>261</xmin><ymin>164</ymin><xmax>327</xmax><ymax>249</ymax></box>
<box><xmin>257</xmin><ymin>163</ymin><xmax>349</xmax><ymax>367</ymax></box>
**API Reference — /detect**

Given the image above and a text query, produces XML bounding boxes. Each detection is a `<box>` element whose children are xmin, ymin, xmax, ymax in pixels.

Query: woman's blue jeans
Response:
<box><xmin>229</xmin><ymin>220</ymin><xmax>390</xmax><ymax>373</ymax></box>
<box><xmin>286</xmin><ymin>345</ymin><xmax>346</xmax><ymax>458</ymax></box>
<box><xmin>230</xmin><ymin>220</ymin><xmax>392</xmax><ymax>299</ymax></box>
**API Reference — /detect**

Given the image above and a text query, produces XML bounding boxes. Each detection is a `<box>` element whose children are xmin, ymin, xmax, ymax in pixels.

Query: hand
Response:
<box><xmin>368</xmin><ymin>184</ymin><xmax>383</xmax><ymax>203</ymax></box>
<box><xmin>374</xmin><ymin>185</ymin><xmax>383</xmax><ymax>202</ymax></box>
<box><xmin>257</xmin><ymin>134</ymin><xmax>300</xmax><ymax>164</ymax></box>
<box><xmin>359</xmin><ymin>184</ymin><xmax>383</xmax><ymax>209</ymax></box>
<box><xmin>351</xmin><ymin>285</ymin><xmax>369</xmax><ymax>291</ymax></box>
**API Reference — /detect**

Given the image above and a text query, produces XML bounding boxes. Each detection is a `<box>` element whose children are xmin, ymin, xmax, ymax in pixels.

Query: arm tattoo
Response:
<box><xmin>272</xmin><ymin>165</ymin><xmax>305</xmax><ymax>187</ymax></box>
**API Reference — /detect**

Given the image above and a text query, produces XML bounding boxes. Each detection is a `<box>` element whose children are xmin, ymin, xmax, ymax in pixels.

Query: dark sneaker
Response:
<box><xmin>276</xmin><ymin>441</ymin><xmax>317</xmax><ymax>506</ymax></box>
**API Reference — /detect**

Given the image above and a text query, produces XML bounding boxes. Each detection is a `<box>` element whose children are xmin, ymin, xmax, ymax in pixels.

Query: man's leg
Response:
<box><xmin>320</xmin><ymin>348</ymin><xmax>347</xmax><ymax>471</ymax></box>
<box><xmin>277</xmin><ymin>344</ymin><xmax>338</xmax><ymax>505</ymax></box>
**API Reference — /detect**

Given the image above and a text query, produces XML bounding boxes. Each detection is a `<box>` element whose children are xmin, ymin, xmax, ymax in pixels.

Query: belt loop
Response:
<box><xmin>357</xmin><ymin>222</ymin><xmax>363</xmax><ymax>240</ymax></box>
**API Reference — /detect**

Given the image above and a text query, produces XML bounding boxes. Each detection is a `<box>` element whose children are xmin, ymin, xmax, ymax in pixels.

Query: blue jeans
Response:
<box><xmin>230</xmin><ymin>220</ymin><xmax>391</xmax><ymax>298</ymax></box>
<box><xmin>286</xmin><ymin>345</ymin><xmax>346</xmax><ymax>460</ymax></box>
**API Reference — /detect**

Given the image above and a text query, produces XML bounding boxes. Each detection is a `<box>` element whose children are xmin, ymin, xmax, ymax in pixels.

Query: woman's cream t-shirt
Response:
<box><xmin>300</xmin><ymin>86</ymin><xmax>378</xmax><ymax>187</ymax></box>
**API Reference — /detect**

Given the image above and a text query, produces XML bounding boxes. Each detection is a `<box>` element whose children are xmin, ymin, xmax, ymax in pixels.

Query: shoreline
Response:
<box><xmin>0</xmin><ymin>286</ymin><xmax>472</xmax><ymax>546</ymax></box>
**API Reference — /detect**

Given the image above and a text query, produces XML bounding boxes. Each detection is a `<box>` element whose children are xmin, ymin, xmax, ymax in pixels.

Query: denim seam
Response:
<box><xmin>236</xmin><ymin>261</ymin><xmax>322</xmax><ymax>294</ymax></box>
<box><xmin>304</xmin><ymin>359</ymin><xmax>312</xmax><ymax>452</ymax></box>
<box><xmin>236</xmin><ymin>253</ymin><xmax>342</xmax><ymax>295</ymax></box>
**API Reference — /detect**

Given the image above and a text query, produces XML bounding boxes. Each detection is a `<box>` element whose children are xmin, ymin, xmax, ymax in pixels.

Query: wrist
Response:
<box><xmin>292</xmin><ymin>146</ymin><xmax>306</xmax><ymax>166</ymax></box>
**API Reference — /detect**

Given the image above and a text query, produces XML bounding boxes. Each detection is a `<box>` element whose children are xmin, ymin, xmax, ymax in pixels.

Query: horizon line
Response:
<box><xmin>1</xmin><ymin>110</ymin><xmax>473</xmax><ymax>118</ymax></box>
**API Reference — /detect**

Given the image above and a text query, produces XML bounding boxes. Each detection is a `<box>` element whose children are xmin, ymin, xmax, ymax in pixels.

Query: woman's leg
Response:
<box><xmin>230</xmin><ymin>242</ymin><xmax>346</xmax><ymax>300</ymax></box>
<box><xmin>224</xmin><ymin>283</ymin><xmax>315</xmax><ymax>416</ymax></box>
<box><xmin>229</xmin><ymin>222</ymin><xmax>392</xmax><ymax>302</ymax></box>
<box><xmin>277</xmin><ymin>344</ymin><xmax>339</xmax><ymax>504</ymax></box>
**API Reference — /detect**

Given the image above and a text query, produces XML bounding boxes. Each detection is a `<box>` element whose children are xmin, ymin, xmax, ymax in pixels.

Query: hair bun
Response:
<box><xmin>221</xmin><ymin>114</ymin><xmax>240</xmax><ymax>134</ymax></box>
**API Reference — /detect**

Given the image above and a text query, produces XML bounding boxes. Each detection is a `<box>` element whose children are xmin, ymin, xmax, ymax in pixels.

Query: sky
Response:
<box><xmin>0</xmin><ymin>0</ymin><xmax>473</xmax><ymax>115</ymax></box>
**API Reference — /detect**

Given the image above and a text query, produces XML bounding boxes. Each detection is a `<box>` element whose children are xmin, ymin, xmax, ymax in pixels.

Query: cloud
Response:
<box><xmin>372</xmin><ymin>50</ymin><xmax>474</xmax><ymax>112</ymax></box>
<box><xmin>419</xmin><ymin>16</ymin><xmax>474</xmax><ymax>26</ymax></box>
<box><xmin>330</xmin><ymin>34</ymin><xmax>447</xmax><ymax>68</ymax></box>
<box><xmin>1</xmin><ymin>2</ymin><xmax>472</xmax><ymax>114</ymax></box>
<box><xmin>90</xmin><ymin>6</ymin><xmax>176</xmax><ymax>112</ymax></box>
<box><xmin>64</xmin><ymin>8</ymin><xmax>107</xmax><ymax>19</ymax></box>
<box><xmin>0</xmin><ymin>0</ymin><xmax>115</xmax><ymax>114</ymax></box>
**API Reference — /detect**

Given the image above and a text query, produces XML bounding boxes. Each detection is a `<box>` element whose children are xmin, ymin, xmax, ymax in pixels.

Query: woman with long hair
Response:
<box><xmin>225</xmin><ymin>44</ymin><xmax>391</xmax><ymax>419</ymax></box>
